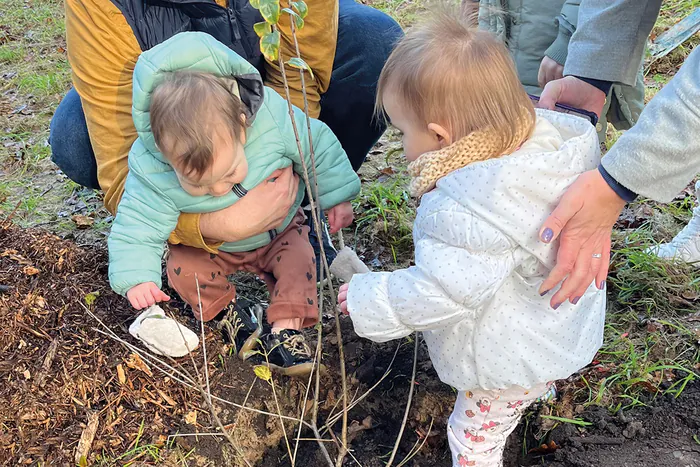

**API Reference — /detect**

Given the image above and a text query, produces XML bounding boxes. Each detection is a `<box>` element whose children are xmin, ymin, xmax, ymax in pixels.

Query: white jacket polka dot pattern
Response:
<box><xmin>347</xmin><ymin>110</ymin><xmax>607</xmax><ymax>391</ymax></box>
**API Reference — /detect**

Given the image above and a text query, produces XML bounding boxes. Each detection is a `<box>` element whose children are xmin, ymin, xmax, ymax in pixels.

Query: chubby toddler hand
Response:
<box><xmin>327</xmin><ymin>202</ymin><xmax>354</xmax><ymax>234</ymax></box>
<box><xmin>127</xmin><ymin>282</ymin><xmax>171</xmax><ymax>310</ymax></box>
<box><xmin>337</xmin><ymin>283</ymin><xmax>350</xmax><ymax>315</ymax></box>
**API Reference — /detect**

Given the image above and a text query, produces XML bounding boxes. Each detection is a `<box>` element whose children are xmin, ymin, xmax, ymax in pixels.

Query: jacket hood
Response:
<box><xmin>131</xmin><ymin>31</ymin><xmax>265</xmax><ymax>159</ymax></box>
<box><xmin>433</xmin><ymin>109</ymin><xmax>600</xmax><ymax>268</ymax></box>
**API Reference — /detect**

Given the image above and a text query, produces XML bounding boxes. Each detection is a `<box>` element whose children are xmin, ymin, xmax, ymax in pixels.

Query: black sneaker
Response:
<box><xmin>216</xmin><ymin>298</ymin><xmax>264</xmax><ymax>361</ymax></box>
<box><xmin>305</xmin><ymin>208</ymin><xmax>336</xmax><ymax>284</ymax></box>
<box><xmin>262</xmin><ymin>329</ymin><xmax>319</xmax><ymax>377</ymax></box>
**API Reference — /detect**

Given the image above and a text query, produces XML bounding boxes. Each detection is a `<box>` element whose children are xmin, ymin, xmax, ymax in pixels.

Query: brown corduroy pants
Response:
<box><xmin>166</xmin><ymin>210</ymin><xmax>318</xmax><ymax>326</ymax></box>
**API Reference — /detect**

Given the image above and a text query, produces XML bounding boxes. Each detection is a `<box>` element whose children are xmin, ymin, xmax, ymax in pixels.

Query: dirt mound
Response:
<box><xmin>0</xmin><ymin>223</ymin><xmax>453</xmax><ymax>466</ymax></box>
<box><xmin>544</xmin><ymin>382</ymin><xmax>700</xmax><ymax>467</ymax></box>
<box><xmin>2</xmin><ymin>222</ymin><xmax>698</xmax><ymax>466</ymax></box>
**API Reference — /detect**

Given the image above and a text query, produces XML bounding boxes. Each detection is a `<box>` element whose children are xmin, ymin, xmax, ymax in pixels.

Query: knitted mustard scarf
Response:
<box><xmin>407</xmin><ymin>121</ymin><xmax>533</xmax><ymax>198</ymax></box>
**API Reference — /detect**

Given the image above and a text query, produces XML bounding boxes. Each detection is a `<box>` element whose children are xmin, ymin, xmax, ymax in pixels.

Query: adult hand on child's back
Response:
<box><xmin>327</xmin><ymin>201</ymin><xmax>354</xmax><ymax>234</ymax></box>
<box><xmin>338</xmin><ymin>283</ymin><xmax>349</xmax><ymax>315</ymax></box>
<box><xmin>200</xmin><ymin>166</ymin><xmax>299</xmax><ymax>243</ymax></box>
<box><xmin>538</xmin><ymin>170</ymin><xmax>625</xmax><ymax>308</ymax></box>
<box><xmin>127</xmin><ymin>282</ymin><xmax>171</xmax><ymax>310</ymax></box>
<box><xmin>538</xmin><ymin>76</ymin><xmax>606</xmax><ymax>118</ymax></box>
<box><xmin>538</xmin><ymin>56</ymin><xmax>564</xmax><ymax>89</ymax></box>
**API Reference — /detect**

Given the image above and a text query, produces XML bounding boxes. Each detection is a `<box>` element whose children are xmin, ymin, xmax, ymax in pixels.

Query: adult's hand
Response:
<box><xmin>538</xmin><ymin>76</ymin><xmax>606</xmax><ymax>118</ymax></box>
<box><xmin>538</xmin><ymin>56</ymin><xmax>564</xmax><ymax>89</ymax></box>
<box><xmin>538</xmin><ymin>169</ymin><xmax>626</xmax><ymax>308</ymax></box>
<box><xmin>200</xmin><ymin>166</ymin><xmax>299</xmax><ymax>243</ymax></box>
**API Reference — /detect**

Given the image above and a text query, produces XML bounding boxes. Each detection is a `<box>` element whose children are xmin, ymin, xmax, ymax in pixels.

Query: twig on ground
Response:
<box><xmin>88</xmin><ymin>325</ymin><xmax>302</xmax><ymax>423</ymax></box>
<box><xmin>293</xmin><ymin>350</ymin><xmax>328</xmax><ymax>465</ymax></box>
<box><xmin>173</xmin><ymin>275</ymin><xmax>252</xmax><ymax>466</ymax></box>
<box><xmin>386</xmin><ymin>334</ymin><xmax>419</xmax><ymax>467</ymax></box>
<box><xmin>195</xmin><ymin>274</ymin><xmax>212</xmax><ymax>397</ymax></box>
<box><xmin>323</xmin><ymin>341</ymin><xmax>402</xmax><ymax>432</ymax></box>
<box><xmin>396</xmin><ymin>418</ymin><xmax>434</xmax><ymax>467</ymax></box>
<box><xmin>259</xmin><ymin>344</ymin><xmax>295</xmax><ymax>465</ymax></box>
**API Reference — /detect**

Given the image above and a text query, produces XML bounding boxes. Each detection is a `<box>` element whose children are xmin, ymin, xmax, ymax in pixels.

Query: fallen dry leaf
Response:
<box><xmin>71</xmin><ymin>215</ymin><xmax>94</xmax><ymax>229</ymax></box>
<box><xmin>184</xmin><ymin>411</ymin><xmax>197</xmax><ymax>425</ymax></box>
<box><xmin>74</xmin><ymin>412</ymin><xmax>99</xmax><ymax>466</ymax></box>
<box><xmin>156</xmin><ymin>389</ymin><xmax>176</xmax><ymax>407</ymax></box>
<box><xmin>116</xmin><ymin>364</ymin><xmax>126</xmax><ymax>385</ymax></box>
<box><xmin>23</xmin><ymin>266</ymin><xmax>40</xmax><ymax>276</ymax></box>
<box><xmin>23</xmin><ymin>369</ymin><xmax>31</xmax><ymax>380</ymax></box>
<box><xmin>126</xmin><ymin>353</ymin><xmax>152</xmax><ymax>377</ymax></box>
<box><xmin>528</xmin><ymin>440</ymin><xmax>559</xmax><ymax>455</ymax></box>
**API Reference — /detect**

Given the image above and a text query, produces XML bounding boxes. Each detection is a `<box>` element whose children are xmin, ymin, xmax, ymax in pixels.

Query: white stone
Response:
<box><xmin>128</xmin><ymin>305</ymin><xmax>199</xmax><ymax>357</ymax></box>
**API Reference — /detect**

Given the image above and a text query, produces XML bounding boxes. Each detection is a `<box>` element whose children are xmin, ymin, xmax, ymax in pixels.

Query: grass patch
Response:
<box><xmin>0</xmin><ymin>44</ymin><xmax>25</xmax><ymax>63</ymax></box>
<box><xmin>353</xmin><ymin>172</ymin><xmax>415</xmax><ymax>264</ymax></box>
<box><xmin>17</xmin><ymin>71</ymin><xmax>70</xmax><ymax>97</ymax></box>
<box><xmin>365</xmin><ymin>0</ymin><xmax>424</xmax><ymax>26</ymax></box>
<box><xmin>609</xmin><ymin>224</ymin><xmax>700</xmax><ymax>312</ymax></box>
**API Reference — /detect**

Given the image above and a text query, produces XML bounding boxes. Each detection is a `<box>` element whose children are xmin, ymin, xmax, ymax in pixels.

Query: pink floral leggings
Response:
<box><xmin>447</xmin><ymin>383</ymin><xmax>551</xmax><ymax>467</ymax></box>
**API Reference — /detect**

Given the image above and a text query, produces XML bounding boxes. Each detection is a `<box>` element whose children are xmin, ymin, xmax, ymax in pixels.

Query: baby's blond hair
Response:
<box><xmin>376</xmin><ymin>9</ymin><xmax>535</xmax><ymax>154</ymax></box>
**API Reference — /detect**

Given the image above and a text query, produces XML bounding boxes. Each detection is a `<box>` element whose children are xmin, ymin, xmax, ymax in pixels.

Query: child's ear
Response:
<box><xmin>427</xmin><ymin>123</ymin><xmax>452</xmax><ymax>149</ymax></box>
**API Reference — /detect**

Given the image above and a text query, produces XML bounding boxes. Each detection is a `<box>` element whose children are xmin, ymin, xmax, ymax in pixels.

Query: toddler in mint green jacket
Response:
<box><xmin>107</xmin><ymin>32</ymin><xmax>360</xmax><ymax>376</ymax></box>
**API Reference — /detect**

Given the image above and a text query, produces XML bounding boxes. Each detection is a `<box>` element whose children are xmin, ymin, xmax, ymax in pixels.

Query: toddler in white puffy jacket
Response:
<box><xmin>337</xmin><ymin>12</ymin><xmax>606</xmax><ymax>467</ymax></box>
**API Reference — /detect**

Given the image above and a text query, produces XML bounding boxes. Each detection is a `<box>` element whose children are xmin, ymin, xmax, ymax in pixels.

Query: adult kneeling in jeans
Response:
<box><xmin>51</xmin><ymin>0</ymin><xmax>402</xmax><ymax>274</ymax></box>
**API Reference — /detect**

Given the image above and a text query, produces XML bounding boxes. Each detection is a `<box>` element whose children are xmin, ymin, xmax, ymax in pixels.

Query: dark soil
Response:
<box><xmin>1</xmin><ymin>221</ymin><xmax>699</xmax><ymax>466</ymax></box>
<box><xmin>542</xmin><ymin>383</ymin><xmax>700</xmax><ymax>467</ymax></box>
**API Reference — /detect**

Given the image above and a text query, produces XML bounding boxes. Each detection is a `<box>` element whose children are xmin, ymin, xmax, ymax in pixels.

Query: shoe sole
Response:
<box><xmin>265</xmin><ymin>361</ymin><xmax>327</xmax><ymax>378</ymax></box>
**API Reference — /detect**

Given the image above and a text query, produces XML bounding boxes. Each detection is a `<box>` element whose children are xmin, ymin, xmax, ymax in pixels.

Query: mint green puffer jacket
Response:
<box><xmin>108</xmin><ymin>32</ymin><xmax>361</xmax><ymax>297</ymax></box>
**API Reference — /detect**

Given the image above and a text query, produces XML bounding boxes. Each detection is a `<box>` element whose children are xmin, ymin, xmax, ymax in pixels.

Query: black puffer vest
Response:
<box><xmin>110</xmin><ymin>0</ymin><xmax>264</xmax><ymax>73</ymax></box>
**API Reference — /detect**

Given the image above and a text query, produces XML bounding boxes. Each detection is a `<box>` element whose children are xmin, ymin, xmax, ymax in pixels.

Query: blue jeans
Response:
<box><xmin>49</xmin><ymin>0</ymin><xmax>403</xmax><ymax>188</ymax></box>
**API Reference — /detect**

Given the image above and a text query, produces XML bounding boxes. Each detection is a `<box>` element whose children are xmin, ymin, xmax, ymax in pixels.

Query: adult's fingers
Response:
<box><xmin>538</xmin><ymin>65</ymin><xmax>546</xmax><ymax>89</ymax></box>
<box><xmin>596</xmin><ymin>235</ymin><xmax>612</xmax><ymax>289</ymax></box>
<box><xmin>539</xmin><ymin>227</ymin><xmax>580</xmax><ymax>296</ymax></box>
<box><xmin>328</xmin><ymin>209</ymin><xmax>338</xmax><ymax>234</ymax></box>
<box><xmin>539</xmin><ymin>193</ymin><xmax>584</xmax><ymax>246</ymax></box>
<box><xmin>538</xmin><ymin>79</ymin><xmax>563</xmax><ymax>111</ymax></box>
<box><xmin>571</xmin><ymin>234</ymin><xmax>606</xmax><ymax>302</ymax></box>
<box><xmin>265</xmin><ymin>168</ymin><xmax>284</xmax><ymax>183</ymax></box>
<box><xmin>555</xmin><ymin>235</ymin><xmax>603</xmax><ymax>306</ymax></box>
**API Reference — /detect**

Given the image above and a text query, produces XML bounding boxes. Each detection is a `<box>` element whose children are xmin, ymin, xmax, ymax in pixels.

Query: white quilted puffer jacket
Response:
<box><xmin>347</xmin><ymin>110</ymin><xmax>607</xmax><ymax>391</ymax></box>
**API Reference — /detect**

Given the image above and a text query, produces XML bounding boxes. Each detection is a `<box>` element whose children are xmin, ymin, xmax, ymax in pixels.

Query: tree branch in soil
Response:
<box><xmin>273</xmin><ymin>19</ymin><xmax>349</xmax><ymax>465</ymax></box>
<box><xmin>386</xmin><ymin>334</ymin><xmax>419</xmax><ymax>467</ymax></box>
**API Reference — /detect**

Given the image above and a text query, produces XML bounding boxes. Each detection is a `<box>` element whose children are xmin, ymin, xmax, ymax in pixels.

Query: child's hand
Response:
<box><xmin>127</xmin><ymin>282</ymin><xmax>170</xmax><ymax>310</ymax></box>
<box><xmin>327</xmin><ymin>202</ymin><xmax>354</xmax><ymax>234</ymax></box>
<box><xmin>338</xmin><ymin>283</ymin><xmax>350</xmax><ymax>315</ymax></box>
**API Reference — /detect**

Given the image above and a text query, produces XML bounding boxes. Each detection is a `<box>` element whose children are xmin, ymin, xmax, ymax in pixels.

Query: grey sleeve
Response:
<box><xmin>601</xmin><ymin>47</ymin><xmax>700</xmax><ymax>203</ymax></box>
<box><xmin>563</xmin><ymin>0</ymin><xmax>662</xmax><ymax>86</ymax></box>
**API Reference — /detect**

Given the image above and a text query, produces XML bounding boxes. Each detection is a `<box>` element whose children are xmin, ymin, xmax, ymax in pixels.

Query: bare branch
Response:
<box><xmin>386</xmin><ymin>334</ymin><xmax>419</xmax><ymax>467</ymax></box>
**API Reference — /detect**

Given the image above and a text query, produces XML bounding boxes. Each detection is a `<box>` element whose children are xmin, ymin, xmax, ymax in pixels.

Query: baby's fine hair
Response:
<box><xmin>376</xmin><ymin>8</ymin><xmax>535</xmax><ymax>153</ymax></box>
<box><xmin>150</xmin><ymin>71</ymin><xmax>247</xmax><ymax>179</ymax></box>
